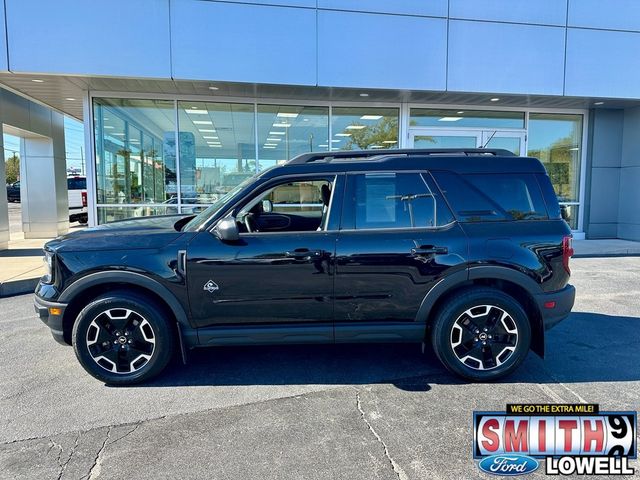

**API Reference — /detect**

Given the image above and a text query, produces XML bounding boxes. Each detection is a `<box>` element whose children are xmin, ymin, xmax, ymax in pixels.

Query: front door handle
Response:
<box><xmin>285</xmin><ymin>248</ymin><xmax>323</xmax><ymax>260</ymax></box>
<box><xmin>411</xmin><ymin>245</ymin><xmax>448</xmax><ymax>256</ymax></box>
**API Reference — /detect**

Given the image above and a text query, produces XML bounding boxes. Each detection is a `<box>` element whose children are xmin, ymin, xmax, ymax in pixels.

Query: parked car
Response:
<box><xmin>67</xmin><ymin>176</ymin><xmax>88</xmax><ymax>224</ymax></box>
<box><xmin>6</xmin><ymin>181</ymin><xmax>20</xmax><ymax>202</ymax></box>
<box><xmin>34</xmin><ymin>148</ymin><xmax>575</xmax><ymax>385</ymax></box>
<box><xmin>4</xmin><ymin>177</ymin><xmax>87</xmax><ymax>223</ymax></box>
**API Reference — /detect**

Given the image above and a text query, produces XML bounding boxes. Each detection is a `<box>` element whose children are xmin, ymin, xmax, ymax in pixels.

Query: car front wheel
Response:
<box><xmin>72</xmin><ymin>291</ymin><xmax>175</xmax><ymax>385</ymax></box>
<box><xmin>430</xmin><ymin>288</ymin><xmax>531</xmax><ymax>382</ymax></box>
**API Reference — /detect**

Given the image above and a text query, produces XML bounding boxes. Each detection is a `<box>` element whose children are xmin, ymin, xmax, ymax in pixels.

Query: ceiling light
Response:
<box><xmin>112</xmin><ymin>133</ymin><xmax>125</xmax><ymax>136</ymax></box>
<box><xmin>568</xmin><ymin>147</ymin><xmax>579</xmax><ymax>151</ymax></box>
<box><xmin>65</xmin><ymin>97</ymin><xmax>76</xmax><ymax>101</ymax></box>
<box><xmin>318</xmin><ymin>144</ymin><xmax>328</xmax><ymax>147</ymax></box>
<box><xmin>457</xmin><ymin>111</ymin><xmax>464</xmax><ymax>114</ymax></box>
<box><xmin>370</xmin><ymin>145</ymin><xmax>384</xmax><ymax>149</ymax></box>
<box><xmin>438</xmin><ymin>117</ymin><xmax>463</xmax><ymax>122</ymax></box>
<box><xmin>269</xmin><ymin>131</ymin><xmax>286</xmax><ymax>135</ymax></box>
<box><xmin>264</xmin><ymin>146</ymin><xmax>276</xmax><ymax>149</ymax></box>
<box><xmin>202</xmin><ymin>136</ymin><xmax>218</xmax><ymax>139</ymax></box>
<box><xmin>594</xmin><ymin>101</ymin><xmax>604</xmax><ymax>105</ymax></box>
<box><xmin>209</xmin><ymin>144</ymin><xmax>222</xmax><ymax>148</ymax></box>
<box><xmin>272</xmin><ymin>122</ymin><xmax>291</xmax><ymax>128</ymax></box>
<box><xmin>193</xmin><ymin>120</ymin><xmax>212</xmax><ymax>125</ymax></box>
<box><xmin>103</xmin><ymin>125</ymin><xmax>114</xmax><ymax>129</ymax></box>
<box><xmin>303</xmin><ymin>118</ymin><xmax>309</xmax><ymax>122</ymax></box>
<box><xmin>129</xmin><ymin>139</ymin><xmax>139</xmax><ymax>142</ymax></box>
<box><xmin>490</xmin><ymin>98</ymin><xmax>500</xmax><ymax>102</ymax></box>
<box><xmin>345</xmin><ymin>125</ymin><xmax>366</xmax><ymax>130</ymax></box>
<box><xmin>382</xmin><ymin>140</ymin><xmax>397</xmax><ymax>144</ymax></box>
<box><xmin>266</xmin><ymin>137</ymin><xmax>281</xmax><ymax>142</ymax></box>
<box><xmin>360</xmin><ymin>115</ymin><xmax>382</xmax><ymax>120</ymax></box>
<box><xmin>331</xmin><ymin>139</ymin><xmax>342</xmax><ymax>143</ymax></box>
<box><xmin>31</xmin><ymin>79</ymin><xmax>44</xmax><ymax>83</ymax></box>
<box><xmin>359</xmin><ymin>93</ymin><xmax>369</xmax><ymax>97</ymax></box>
<box><xmin>277</xmin><ymin>112</ymin><xmax>299</xmax><ymax>118</ymax></box>
<box><xmin>208</xmin><ymin>86</ymin><xmax>219</xmax><ymax>90</ymax></box>
<box><xmin>186</xmin><ymin>109</ymin><xmax>208</xmax><ymax>115</ymax></box>
<box><xmin>335</xmin><ymin>133</ymin><xmax>351</xmax><ymax>137</ymax></box>
<box><xmin>199</xmin><ymin>129</ymin><xmax>216</xmax><ymax>133</ymax></box>
<box><xmin>264</xmin><ymin>143</ymin><xmax>278</xmax><ymax>147</ymax></box>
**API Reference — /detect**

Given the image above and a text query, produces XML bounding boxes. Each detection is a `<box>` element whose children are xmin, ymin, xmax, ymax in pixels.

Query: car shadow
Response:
<box><xmin>138</xmin><ymin>311</ymin><xmax>640</xmax><ymax>390</ymax></box>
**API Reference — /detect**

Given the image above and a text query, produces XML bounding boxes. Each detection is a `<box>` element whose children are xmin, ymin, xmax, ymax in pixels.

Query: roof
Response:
<box><xmin>263</xmin><ymin>148</ymin><xmax>547</xmax><ymax>177</ymax></box>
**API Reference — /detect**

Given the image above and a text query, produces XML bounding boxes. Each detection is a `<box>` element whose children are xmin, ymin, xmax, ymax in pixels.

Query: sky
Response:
<box><xmin>3</xmin><ymin>115</ymin><xmax>85</xmax><ymax>175</ymax></box>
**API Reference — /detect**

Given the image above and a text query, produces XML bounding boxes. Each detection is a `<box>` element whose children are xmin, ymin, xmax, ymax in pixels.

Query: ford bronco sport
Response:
<box><xmin>34</xmin><ymin>148</ymin><xmax>575</xmax><ymax>385</ymax></box>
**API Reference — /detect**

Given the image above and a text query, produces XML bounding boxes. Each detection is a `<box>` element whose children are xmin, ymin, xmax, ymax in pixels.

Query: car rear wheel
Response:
<box><xmin>430</xmin><ymin>288</ymin><xmax>531</xmax><ymax>382</ymax></box>
<box><xmin>72</xmin><ymin>291</ymin><xmax>175</xmax><ymax>385</ymax></box>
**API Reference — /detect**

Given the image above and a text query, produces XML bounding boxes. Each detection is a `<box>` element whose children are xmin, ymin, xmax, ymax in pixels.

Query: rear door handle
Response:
<box><xmin>285</xmin><ymin>248</ymin><xmax>323</xmax><ymax>259</ymax></box>
<box><xmin>411</xmin><ymin>245</ymin><xmax>448</xmax><ymax>256</ymax></box>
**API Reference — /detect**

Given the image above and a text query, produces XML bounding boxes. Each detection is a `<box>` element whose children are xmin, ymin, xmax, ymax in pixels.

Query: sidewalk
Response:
<box><xmin>0</xmin><ymin>233</ymin><xmax>638</xmax><ymax>297</ymax></box>
<box><xmin>0</xmin><ymin>227</ymin><xmax>83</xmax><ymax>297</ymax></box>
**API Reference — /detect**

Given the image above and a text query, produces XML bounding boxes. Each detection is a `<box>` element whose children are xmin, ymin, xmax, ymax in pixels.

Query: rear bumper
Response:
<box><xmin>535</xmin><ymin>284</ymin><xmax>576</xmax><ymax>330</ymax></box>
<box><xmin>34</xmin><ymin>295</ymin><xmax>68</xmax><ymax>345</ymax></box>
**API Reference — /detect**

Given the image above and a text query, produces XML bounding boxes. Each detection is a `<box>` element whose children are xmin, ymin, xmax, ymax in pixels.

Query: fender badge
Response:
<box><xmin>203</xmin><ymin>280</ymin><xmax>219</xmax><ymax>293</ymax></box>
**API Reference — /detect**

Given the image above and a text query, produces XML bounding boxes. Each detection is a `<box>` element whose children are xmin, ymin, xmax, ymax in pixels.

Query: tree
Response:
<box><xmin>344</xmin><ymin>117</ymin><xmax>399</xmax><ymax>150</ymax></box>
<box><xmin>5</xmin><ymin>154</ymin><xmax>19</xmax><ymax>184</ymax></box>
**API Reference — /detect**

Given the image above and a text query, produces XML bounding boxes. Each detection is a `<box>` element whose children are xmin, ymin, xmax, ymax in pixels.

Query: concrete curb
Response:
<box><xmin>0</xmin><ymin>277</ymin><xmax>38</xmax><ymax>298</ymax></box>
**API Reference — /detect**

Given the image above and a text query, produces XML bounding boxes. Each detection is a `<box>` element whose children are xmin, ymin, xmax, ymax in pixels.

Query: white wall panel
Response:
<box><xmin>5</xmin><ymin>0</ymin><xmax>171</xmax><ymax>78</ymax></box>
<box><xmin>448</xmin><ymin>20</ymin><xmax>565</xmax><ymax>95</ymax></box>
<box><xmin>171</xmin><ymin>0</ymin><xmax>316</xmax><ymax>85</ymax></box>
<box><xmin>318</xmin><ymin>11</ymin><xmax>447</xmax><ymax>90</ymax></box>
<box><xmin>569</xmin><ymin>0</ymin><xmax>640</xmax><ymax>32</ymax></box>
<box><xmin>450</xmin><ymin>0</ymin><xmax>567</xmax><ymax>26</ymax></box>
<box><xmin>318</xmin><ymin>0</ymin><xmax>447</xmax><ymax>17</ymax></box>
<box><xmin>565</xmin><ymin>28</ymin><xmax>640</xmax><ymax>98</ymax></box>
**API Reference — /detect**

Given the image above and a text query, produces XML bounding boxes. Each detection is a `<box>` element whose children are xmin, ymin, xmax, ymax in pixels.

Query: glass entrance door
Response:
<box><xmin>409</xmin><ymin>129</ymin><xmax>525</xmax><ymax>156</ymax></box>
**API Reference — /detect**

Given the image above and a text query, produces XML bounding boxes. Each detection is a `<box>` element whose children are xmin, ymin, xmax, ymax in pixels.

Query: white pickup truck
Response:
<box><xmin>67</xmin><ymin>176</ymin><xmax>88</xmax><ymax>224</ymax></box>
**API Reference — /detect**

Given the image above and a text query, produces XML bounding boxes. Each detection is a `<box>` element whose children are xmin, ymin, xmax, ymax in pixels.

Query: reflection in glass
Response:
<box><xmin>177</xmin><ymin>101</ymin><xmax>255</xmax><ymax>205</ymax></box>
<box><xmin>410</xmin><ymin>109</ymin><xmax>525</xmax><ymax>129</ymax></box>
<box><xmin>331</xmin><ymin>107</ymin><xmax>399</xmax><ymax>151</ymax></box>
<box><xmin>97</xmin><ymin>205</ymin><xmax>178</xmax><ymax>224</ymax></box>
<box><xmin>527</xmin><ymin>113</ymin><xmax>582</xmax><ymax>203</ymax></box>
<box><xmin>257</xmin><ymin>105</ymin><xmax>328</xmax><ymax>169</ymax></box>
<box><xmin>414</xmin><ymin>135</ymin><xmax>477</xmax><ymax>149</ymax></box>
<box><xmin>94</xmin><ymin>98</ymin><xmax>176</xmax><ymax>205</ymax></box>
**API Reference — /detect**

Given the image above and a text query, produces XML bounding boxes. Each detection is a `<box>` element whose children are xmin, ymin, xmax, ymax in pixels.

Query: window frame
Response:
<box><xmin>339</xmin><ymin>170</ymin><xmax>456</xmax><ymax>233</ymax></box>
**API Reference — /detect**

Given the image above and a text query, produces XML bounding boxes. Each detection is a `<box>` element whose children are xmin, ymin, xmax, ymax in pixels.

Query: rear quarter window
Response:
<box><xmin>431</xmin><ymin>171</ymin><xmax>548</xmax><ymax>222</ymax></box>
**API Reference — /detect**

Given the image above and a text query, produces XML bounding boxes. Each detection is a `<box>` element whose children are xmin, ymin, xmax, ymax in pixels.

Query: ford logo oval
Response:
<box><xmin>478</xmin><ymin>454</ymin><xmax>539</xmax><ymax>476</ymax></box>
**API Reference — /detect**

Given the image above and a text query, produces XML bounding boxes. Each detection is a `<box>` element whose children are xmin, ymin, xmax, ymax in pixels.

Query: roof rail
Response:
<box><xmin>287</xmin><ymin>148</ymin><xmax>516</xmax><ymax>164</ymax></box>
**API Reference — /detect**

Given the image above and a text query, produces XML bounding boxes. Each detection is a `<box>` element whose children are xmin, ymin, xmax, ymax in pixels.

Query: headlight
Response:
<box><xmin>42</xmin><ymin>251</ymin><xmax>54</xmax><ymax>282</ymax></box>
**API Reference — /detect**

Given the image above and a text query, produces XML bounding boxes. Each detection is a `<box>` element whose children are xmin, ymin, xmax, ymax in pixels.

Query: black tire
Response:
<box><xmin>72</xmin><ymin>291</ymin><xmax>175</xmax><ymax>385</ymax></box>
<box><xmin>430</xmin><ymin>288</ymin><xmax>531</xmax><ymax>382</ymax></box>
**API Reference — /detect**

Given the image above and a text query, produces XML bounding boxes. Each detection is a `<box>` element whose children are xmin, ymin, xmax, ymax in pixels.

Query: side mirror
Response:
<box><xmin>215</xmin><ymin>217</ymin><xmax>240</xmax><ymax>242</ymax></box>
<box><xmin>261</xmin><ymin>199</ymin><xmax>273</xmax><ymax>213</ymax></box>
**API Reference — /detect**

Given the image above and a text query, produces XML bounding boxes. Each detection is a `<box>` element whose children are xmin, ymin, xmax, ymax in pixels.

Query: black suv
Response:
<box><xmin>34</xmin><ymin>148</ymin><xmax>575</xmax><ymax>385</ymax></box>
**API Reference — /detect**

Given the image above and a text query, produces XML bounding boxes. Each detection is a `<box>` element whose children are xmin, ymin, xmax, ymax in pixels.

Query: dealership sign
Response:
<box><xmin>473</xmin><ymin>404</ymin><xmax>636</xmax><ymax>475</ymax></box>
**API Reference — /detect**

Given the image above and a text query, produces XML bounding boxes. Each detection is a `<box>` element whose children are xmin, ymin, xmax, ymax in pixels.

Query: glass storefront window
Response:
<box><xmin>527</xmin><ymin>113</ymin><xmax>583</xmax><ymax>230</ymax></box>
<box><xmin>410</xmin><ymin>109</ymin><xmax>525</xmax><ymax>129</ymax></box>
<box><xmin>331</xmin><ymin>107</ymin><xmax>399</xmax><ymax>150</ymax></box>
<box><xmin>257</xmin><ymin>105</ymin><xmax>329</xmax><ymax>169</ymax></box>
<box><xmin>177</xmin><ymin>101</ymin><xmax>255</xmax><ymax>206</ymax></box>
<box><xmin>94</xmin><ymin>98</ymin><xmax>176</xmax><ymax>205</ymax></box>
<box><xmin>97</xmin><ymin>205</ymin><xmax>178</xmax><ymax>224</ymax></box>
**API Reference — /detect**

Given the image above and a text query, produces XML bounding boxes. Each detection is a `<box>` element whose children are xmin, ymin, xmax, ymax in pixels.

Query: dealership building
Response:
<box><xmin>1</xmin><ymin>0</ymin><xmax>640</xmax><ymax>245</ymax></box>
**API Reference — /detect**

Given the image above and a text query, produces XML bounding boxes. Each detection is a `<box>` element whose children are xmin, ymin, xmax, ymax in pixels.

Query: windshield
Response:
<box><xmin>182</xmin><ymin>175</ymin><xmax>258</xmax><ymax>231</ymax></box>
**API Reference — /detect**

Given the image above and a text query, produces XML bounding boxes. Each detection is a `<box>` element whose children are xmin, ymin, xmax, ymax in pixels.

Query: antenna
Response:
<box><xmin>482</xmin><ymin>131</ymin><xmax>497</xmax><ymax>149</ymax></box>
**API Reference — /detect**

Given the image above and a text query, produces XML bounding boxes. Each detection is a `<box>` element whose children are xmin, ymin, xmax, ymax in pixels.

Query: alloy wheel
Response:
<box><xmin>85</xmin><ymin>308</ymin><xmax>156</xmax><ymax>374</ymax></box>
<box><xmin>450</xmin><ymin>305</ymin><xmax>518</xmax><ymax>371</ymax></box>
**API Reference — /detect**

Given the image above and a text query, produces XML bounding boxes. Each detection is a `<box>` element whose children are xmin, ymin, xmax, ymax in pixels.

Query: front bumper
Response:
<box><xmin>34</xmin><ymin>295</ymin><xmax>68</xmax><ymax>345</ymax></box>
<box><xmin>535</xmin><ymin>284</ymin><xmax>576</xmax><ymax>330</ymax></box>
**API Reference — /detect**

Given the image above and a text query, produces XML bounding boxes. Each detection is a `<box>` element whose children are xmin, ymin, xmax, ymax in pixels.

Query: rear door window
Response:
<box><xmin>67</xmin><ymin>177</ymin><xmax>87</xmax><ymax>190</ymax></box>
<box><xmin>343</xmin><ymin>172</ymin><xmax>454</xmax><ymax>230</ymax></box>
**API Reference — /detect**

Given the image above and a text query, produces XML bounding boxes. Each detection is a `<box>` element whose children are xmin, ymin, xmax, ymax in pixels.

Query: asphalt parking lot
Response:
<box><xmin>0</xmin><ymin>257</ymin><xmax>638</xmax><ymax>479</ymax></box>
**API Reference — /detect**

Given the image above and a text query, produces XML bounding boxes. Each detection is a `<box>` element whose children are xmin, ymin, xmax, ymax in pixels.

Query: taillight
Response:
<box><xmin>562</xmin><ymin>235</ymin><xmax>574</xmax><ymax>274</ymax></box>
<box><xmin>81</xmin><ymin>191</ymin><xmax>87</xmax><ymax>208</ymax></box>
